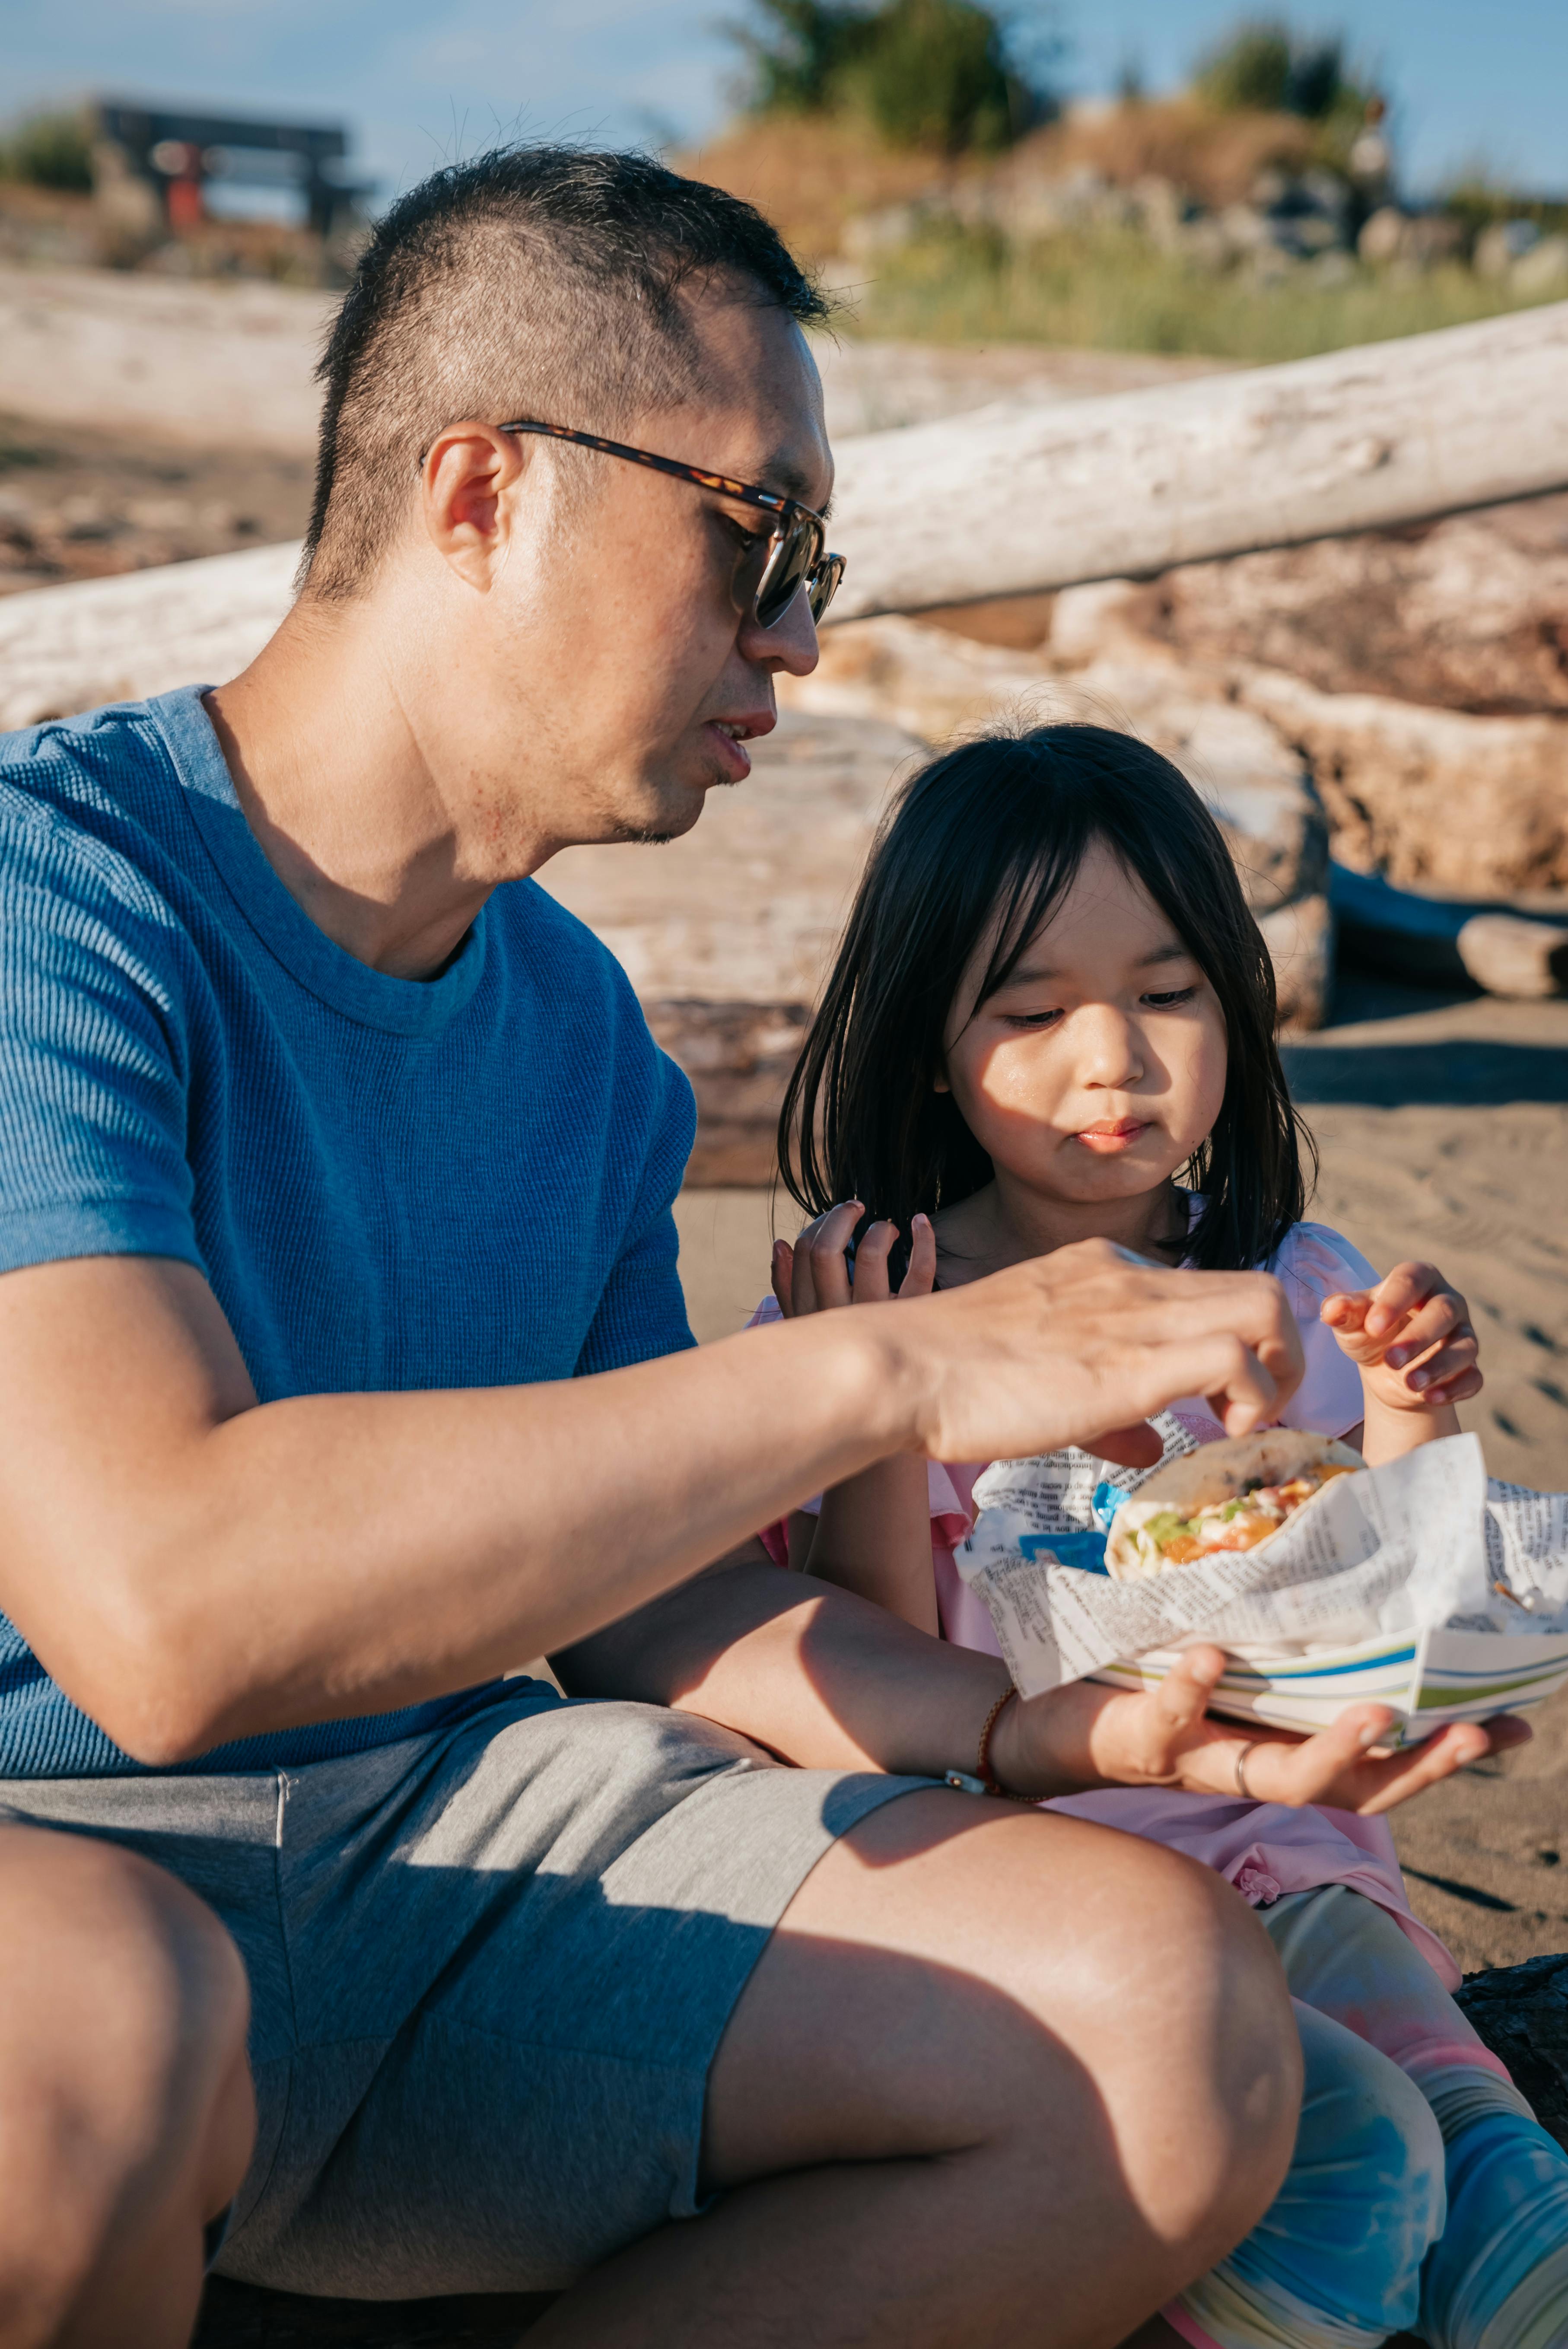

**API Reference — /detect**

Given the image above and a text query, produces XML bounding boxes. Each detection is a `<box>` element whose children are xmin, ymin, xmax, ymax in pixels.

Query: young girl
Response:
<box><xmin>752</xmin><ymin>723</ymin><xmax>1568</xmax><ymax>2349</ymax></box>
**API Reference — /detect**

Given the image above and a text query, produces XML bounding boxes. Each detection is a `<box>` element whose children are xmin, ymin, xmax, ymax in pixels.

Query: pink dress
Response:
<box><xmin>750</xmin><ymin>1219</ymin><xmax>1463</xmax><ymax>1989</ymax></box>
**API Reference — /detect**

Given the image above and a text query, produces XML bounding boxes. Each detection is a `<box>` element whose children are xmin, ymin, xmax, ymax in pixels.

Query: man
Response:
<box><xmin>0</xmin><ymin>147</ymin><xmax>1517</xmax><ymax>2344</ymax></box>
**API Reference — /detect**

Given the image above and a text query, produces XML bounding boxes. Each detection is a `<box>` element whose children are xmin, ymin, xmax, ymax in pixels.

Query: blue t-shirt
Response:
<box><xmin>0</xmin><ymin>686</ymin><xmax>697</xmax><ymax>1776</ymax></box>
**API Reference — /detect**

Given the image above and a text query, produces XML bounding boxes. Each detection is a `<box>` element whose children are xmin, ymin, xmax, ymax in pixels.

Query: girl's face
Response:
<box><xmin>937</xmin><ymin>838</ymin><xmax>1229</xmax><ymax>1211</ymax></box>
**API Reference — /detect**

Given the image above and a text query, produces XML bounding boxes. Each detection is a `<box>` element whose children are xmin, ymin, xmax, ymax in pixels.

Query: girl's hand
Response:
<box><xmin>996</xmin><ymin>1644</ymin><xmax>1531</xmax><ymax>1817</ymax></box>
<box><xmin>1320</xmin><ymin>1261</ymin><xmax>1482</xmax><ymax>1415</ymax></box>
<box><xmin>772</xmin><ymin>1203</ymin><xmax>937</xmax><ymax>1319</ymax></box>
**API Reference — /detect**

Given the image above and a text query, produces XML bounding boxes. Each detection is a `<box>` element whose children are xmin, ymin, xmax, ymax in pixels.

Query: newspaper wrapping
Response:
<box><xmin>955</xmin><ymin>1433</ymin><xmax>1568</xmax><ymax>1705</ymax></box>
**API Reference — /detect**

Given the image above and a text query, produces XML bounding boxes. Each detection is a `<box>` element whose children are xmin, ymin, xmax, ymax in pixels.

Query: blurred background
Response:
<box><xmin>2</xmin><ymin>3</ymin><xmax>1568</xmax><ymax>1970</ymax></box>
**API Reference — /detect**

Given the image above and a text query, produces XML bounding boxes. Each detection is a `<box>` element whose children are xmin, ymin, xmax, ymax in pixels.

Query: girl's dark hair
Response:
<box><xmin>777</xmin><ymin>720</ymin><xmax>1314</xmax><ymax>1273</ymax></box>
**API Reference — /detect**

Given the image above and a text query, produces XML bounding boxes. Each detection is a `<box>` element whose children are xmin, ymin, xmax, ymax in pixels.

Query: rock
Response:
<box><xmin>1358</xmin><ymin>206</ymin><xmax>1408</xmax><ymax>266</ymax></box>
<box><xmin>1474</xmin><ymin>219</ymin><xmax>1541</xmax><ymax>280</ymax></box>
<box><xmin>1455</xmin><ymin>1952</ymin><xmax>1568</xmax><ymax>2151</ymax></box>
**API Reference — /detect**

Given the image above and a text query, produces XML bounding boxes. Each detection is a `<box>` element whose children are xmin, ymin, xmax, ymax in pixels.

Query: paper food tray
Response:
<box><xmin>1089</xmin><ymin>1624</ymin><xmax>1568</xmax><ymax>1745</ymax></box>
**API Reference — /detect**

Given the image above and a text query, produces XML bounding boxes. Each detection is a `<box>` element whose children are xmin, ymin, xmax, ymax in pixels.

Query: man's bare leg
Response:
<box><xmin>534</xmin><ymin>1795</ymin><xmax>1300</xmax><ymax>2349</ymax></box>
<box><xmin>0</xmin><ymin>1824</ymin><xmax>254</xmax><ymax>2349</ymax></box>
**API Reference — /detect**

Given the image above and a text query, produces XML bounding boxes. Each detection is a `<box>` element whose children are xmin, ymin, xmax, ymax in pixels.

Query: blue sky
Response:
<box><xmin>1</xmin><ymin>0</ymin><xmax>1563</xmax><ymax>207</ymax></box>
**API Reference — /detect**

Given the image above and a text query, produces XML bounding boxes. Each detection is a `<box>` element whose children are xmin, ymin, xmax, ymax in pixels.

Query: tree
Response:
<box><xmin>729</xmin><ymin>0</ymin><xmax>1049</xmax><ymax>152</ymax></box>
<box><xmin>1194</xmin><ymin>20</ymin><xmax>1349</xmax><ymax>121</ymax></box>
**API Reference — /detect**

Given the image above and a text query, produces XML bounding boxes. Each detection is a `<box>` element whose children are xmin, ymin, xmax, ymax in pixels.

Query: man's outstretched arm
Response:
<box><xmin>0</xmin><ymin>1240</ymin><xmax>1300</xmax><ymax>1765</ymax></box>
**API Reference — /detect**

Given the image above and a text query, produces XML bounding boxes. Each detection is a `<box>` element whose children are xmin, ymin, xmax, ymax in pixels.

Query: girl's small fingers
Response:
<box><xmin>1320</xmin><ymin>1289</ymin><xmax>1368</xmax><ymax>1329</ymax></box>
<box><xmin>852</xmin><ymin>1220</ymin><xmax>897</xmax><ymax>1304</ymax></box>
<box><xmin>1414</xmin><ymin>1355</ymin><xmax>1482</xmax><ymax>1403</ymax></box>
<box><xmin>1365</xmin><ymin>1261</ymin><xmax>1442</xmax><ymax>1339</ymax></box>
<box><xmin>899</xmin><ymin>1212</ymin><xmax>938</xmax><ymax>1299</ymax></box>
<box><xmin>801</xmin><ymin>1202</ymin><xmax>861</xmax><ymax>1313</ymax></box>
<box><xmin>771</xmin><ymin>1240</ymin><xmax>796</xmax><ymax>1319</ymax></box>
<box><xmin>1384</xmin><ymin>1295</ymin><xmax>1462</xmax><ymax>1369</ymax></box>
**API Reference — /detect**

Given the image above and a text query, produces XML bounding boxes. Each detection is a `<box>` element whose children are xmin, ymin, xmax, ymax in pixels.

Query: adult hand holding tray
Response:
<box><xmin>956</xmin><ymin>1433</ymin><xmax>1568</xmax><ymax>1744</ymax></box>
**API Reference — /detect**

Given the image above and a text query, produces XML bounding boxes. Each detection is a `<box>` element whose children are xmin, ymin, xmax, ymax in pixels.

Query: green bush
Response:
<box><xmin>0</xmin><ymin>110</ymin><xmax>94</xmax><ymax>193</ymax></box>
<box><xmin>731</xmin><ymin>0</ymin><xmax>1043</xmax><ymax>150</ymax></box>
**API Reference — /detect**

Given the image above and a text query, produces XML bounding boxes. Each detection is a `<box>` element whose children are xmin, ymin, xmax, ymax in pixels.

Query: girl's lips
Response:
<box><xmin>1074</xmin><ymin>1121</ymin><xmax>1151</xmax><ymax>1154</ymax></box>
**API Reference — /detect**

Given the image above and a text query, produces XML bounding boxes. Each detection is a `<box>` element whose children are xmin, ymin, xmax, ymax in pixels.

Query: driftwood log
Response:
<box><xmin>829</xmin><ymin>300</ymin><xmax>1568</xmax><ymax>620</ymax></box>
<box><xmin>189</xmin><ymin>1953</ymin><xmax>1566</xmax><ymax>2342</ymax></box>
<box><xmin>1332</xmin><ymin>863</ymin><xmax>1568</xmax><ymax>996</ymax></box>
<box><xmin>4</xmin><ymin>304</ymin><xmax>1567</xmax><ymax>730</ymax></box>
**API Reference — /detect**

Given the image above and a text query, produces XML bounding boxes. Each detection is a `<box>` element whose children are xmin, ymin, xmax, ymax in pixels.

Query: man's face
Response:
<box><xmin>438</xmin><ymin>290</ymin><xmax>833</xmax><ymax>866</ymax></box>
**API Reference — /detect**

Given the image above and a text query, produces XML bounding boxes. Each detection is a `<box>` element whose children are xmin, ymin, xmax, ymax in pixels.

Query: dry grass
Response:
<box><xmin>679</xmin><ymin>114</ymin><xmax>986</xmax><ymax>263</ymax></box>
<box><xmin>848</xmin><ymin>221</ymin><xmax>1558</xmax><ymax>364</ymax></box>
<box><xmin>680</xmin><ymin>100</ymin><xmax>1329</xmax><ymax>266</ymax></box>
<box><xmin>1005</xmin><ymin>98</ymin><xmax>1320</xmax><ymax>210</ymax></box>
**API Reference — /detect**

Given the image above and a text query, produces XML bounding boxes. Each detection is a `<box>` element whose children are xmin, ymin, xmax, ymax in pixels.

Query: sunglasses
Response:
<box><xmin>497</xmin><ymin>419</ymin><xmax>846</xmax><ymax>630</ymax></box>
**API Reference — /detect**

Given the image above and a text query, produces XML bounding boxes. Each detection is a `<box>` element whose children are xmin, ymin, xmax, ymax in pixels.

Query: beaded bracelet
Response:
<box><xmin>943</xmin><ymin>1687</ymin><xmax>1036</xmax><ymax>1801</ymax></box>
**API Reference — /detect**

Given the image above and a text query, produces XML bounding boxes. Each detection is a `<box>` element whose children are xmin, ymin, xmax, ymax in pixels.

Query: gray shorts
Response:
<box><xmin>0</xmin><ymin>1683</ymin><xmax>926</xmax><ymax>2296</ymax></box>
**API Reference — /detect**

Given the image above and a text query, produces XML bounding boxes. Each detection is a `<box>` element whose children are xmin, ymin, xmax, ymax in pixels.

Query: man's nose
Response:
<box><xmin>739</xmin><ymin>584</ymin><xmax>820</xmax><ymax>678</ymax></box>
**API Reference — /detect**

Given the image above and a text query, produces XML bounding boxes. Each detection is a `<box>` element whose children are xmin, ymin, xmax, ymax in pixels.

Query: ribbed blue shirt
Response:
<box><xmin>0</xmin><ymin>686</ymin><xmax>697</xmax><ymax>1776</ymax></box>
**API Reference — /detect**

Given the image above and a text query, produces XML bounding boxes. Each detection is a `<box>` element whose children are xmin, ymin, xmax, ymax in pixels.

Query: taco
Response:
<box><xmin>1104</xmin><ymin>1430</ymin><xmax>1364</xmax><ymax>1582</ymax></box>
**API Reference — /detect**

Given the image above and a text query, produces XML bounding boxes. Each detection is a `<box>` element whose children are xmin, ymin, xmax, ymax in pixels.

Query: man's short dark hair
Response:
<box><xmin>302</xmin><ymin>143</ymin><xmax>829</xmax><ymax>599</ymax></box>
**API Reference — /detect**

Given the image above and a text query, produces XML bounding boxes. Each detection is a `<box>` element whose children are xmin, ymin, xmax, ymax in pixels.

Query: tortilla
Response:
<box><xmin>1104</xmin><ymin>1430</ymin><xmax>1365</xmax><ymax>1582</ymax></box>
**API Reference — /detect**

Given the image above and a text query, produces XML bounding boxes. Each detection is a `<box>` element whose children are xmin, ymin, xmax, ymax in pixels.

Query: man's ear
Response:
<box><xmin>420</xmin><ymin>423</ymin><xmax>529</xmax><ymax>589</ymax></box>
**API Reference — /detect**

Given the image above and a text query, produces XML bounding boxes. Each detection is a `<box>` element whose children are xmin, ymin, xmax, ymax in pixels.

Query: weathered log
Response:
<box><xmin>644</xmin><ymin>1000</ymin><xmax>810</xmax><ymax>1184</ymax></box>
<box><xmin>3</xmin><ymin>305</ymin><xmax>1566</xmax><ymax>729</ymax></box>
<box><xmin>1331</xmin><ymin>863</ymin><xmax>1568</xmax><ymax>996</ymax></box>
<box><xmin>828</xmin><ymin>301</ymin><xmax>1568</xmax><ymax>620</ymax></box>
<box><xmin>0</xmin><ymin>540</ymin><xmax>301</xmax><ymax>732</ymax></box>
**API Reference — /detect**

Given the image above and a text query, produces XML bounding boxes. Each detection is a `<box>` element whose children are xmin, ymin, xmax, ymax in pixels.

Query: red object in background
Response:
<box><xmin>167</xmin><ymin>175</ymin><xmax>204</xmax><ymax>231</ymax></box>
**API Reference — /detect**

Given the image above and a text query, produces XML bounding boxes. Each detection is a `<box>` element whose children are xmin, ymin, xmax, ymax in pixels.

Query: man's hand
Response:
<box><xmin>871</xmin><ymin>1238</ymin><xmax>1304</xmax><ymax>1470</ymax></box>
<box><xmin>994</xmin><ymin>1645</ymin><xmax>1531</xmax><ymax>1817</ymax></box>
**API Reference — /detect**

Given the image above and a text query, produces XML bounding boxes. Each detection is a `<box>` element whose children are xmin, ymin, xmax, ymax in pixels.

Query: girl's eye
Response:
<box><xmin>1141</xmin><ymin>986</ymin><xmax>1199</xmax><ymax>1009</ymax></box>
<box><xmin>1004</xmin><ymin>1007</ymin><xmax>1065</xmax><ymax>1030</ymax></box>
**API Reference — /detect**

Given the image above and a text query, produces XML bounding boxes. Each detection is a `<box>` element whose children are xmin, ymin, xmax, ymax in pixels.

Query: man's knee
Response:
<box><xmin>0</xmin><ymin>1825</ymin><xmax>251</xmax><ymax>2312</ymax></box>
<box><xmin>1005</xmin><ymin>1821</ymin><xmax>1303</xmax><ymax>2247</ymax></box>
<box><xmin>754</xmin><ymin>1796</ymin><xmax>1301</xmax><ymax>2251</ymax></box>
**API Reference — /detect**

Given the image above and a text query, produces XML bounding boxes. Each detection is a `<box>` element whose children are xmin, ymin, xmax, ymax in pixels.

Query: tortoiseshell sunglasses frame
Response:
<box><xmin>496</xmin><ymin>418</ymin><xmax>846</xmax><ymax>627</ymax></box>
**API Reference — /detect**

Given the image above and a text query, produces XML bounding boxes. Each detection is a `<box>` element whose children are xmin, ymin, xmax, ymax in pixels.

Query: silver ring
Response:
<box><xmin>1234</xmin><ymin>1741</ymin><xmax>1260</xmax><ymax>1801</ymax></box>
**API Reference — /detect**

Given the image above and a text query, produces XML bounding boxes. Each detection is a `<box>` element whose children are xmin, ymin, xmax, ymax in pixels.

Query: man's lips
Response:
<box><xmin>1074</xmin><ymin>1120</ymin><xmax>1151</xmax><ymax>1154</ymax></box>
<box><xmin>700</xmin><ymin>710</ymin><xmax>775</xmax><ymax>782</ymax></box>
